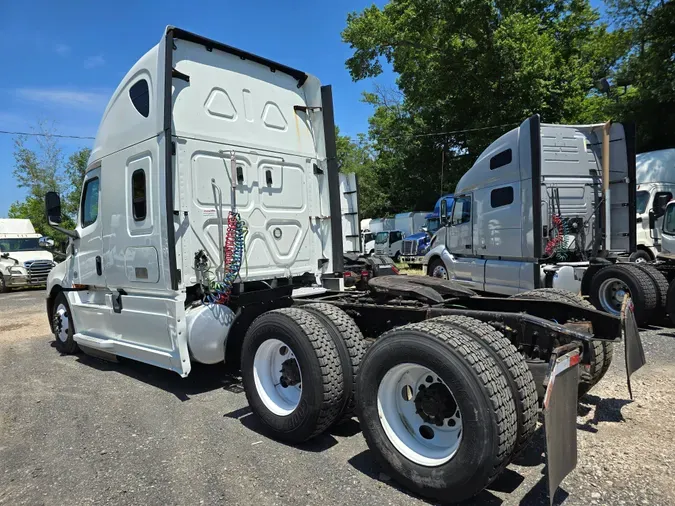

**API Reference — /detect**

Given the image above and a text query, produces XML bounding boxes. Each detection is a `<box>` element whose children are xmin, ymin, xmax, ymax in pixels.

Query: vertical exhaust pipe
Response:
<box><xmin>602</xmin><ymin>121</ymin><xmax>612</xmax><ymax>252</ymax></box>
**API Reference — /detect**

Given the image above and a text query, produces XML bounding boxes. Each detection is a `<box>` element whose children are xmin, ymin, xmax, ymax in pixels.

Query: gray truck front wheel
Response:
<box><xmin>428</xmin><ymin>258</ymin><xmax>448</xmax><ymax>279</ymax></box>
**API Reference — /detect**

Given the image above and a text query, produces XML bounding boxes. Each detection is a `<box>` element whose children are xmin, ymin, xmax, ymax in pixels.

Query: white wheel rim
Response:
<box><xmin>253</xmin><ymin>339</ymin><xmax>302</xmax><ymax>416</ymax></box>
<box><xmin>634</xmin><ymin>257</ymin><xmax>647</xmax><ymax>264</ymax></box>
<box><xmin>55</xmin><ymin>303</ymin><xmax>69</xmax><ymax>342</ymax></box>
<box><xmin>598</xmin><ymin>278</ymin><xmax>628</xmax><ymax>315</ymax></box>
<box><xmin>377</xmin><ymin>363</ymin><xmax>462</xmax><ymax>467</ymax></box>
<box><xmin>432</xmin><ymin>265</ymin><xmax>448</xmax><ymax>279</ymax></box>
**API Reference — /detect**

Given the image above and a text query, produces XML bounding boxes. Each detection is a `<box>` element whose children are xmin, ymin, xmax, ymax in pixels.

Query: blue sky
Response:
<box><xmin>0</xmin><ymin>0</ymin><xmax>607</xmax><ymax>217</ymax></box>
<box><xmin>0</xmin><ymin>0</ymin><xmax>392</xmax><ymax>216</ymax></box>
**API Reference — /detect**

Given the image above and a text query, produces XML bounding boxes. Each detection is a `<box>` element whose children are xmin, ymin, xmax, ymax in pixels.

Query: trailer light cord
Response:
<box><xmin>204</xmin><ymin>212</ymin><xmax>248</xmax><ymax>305</ymax></box>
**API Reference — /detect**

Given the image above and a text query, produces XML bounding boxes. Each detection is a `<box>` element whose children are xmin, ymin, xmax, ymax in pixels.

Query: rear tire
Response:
<box><xmin>429</xmin><ymin>315</ymin><xmax>538</xmax><ymax>456</ymax></box>
<box><xmin>625</xmin><ymin>263</ymin><xmax>669</xmax><ymax>311</ymax></box>
<box><xmin>513</xmin><ymin>289</ymin><xmax>609</xmax><ymax>396</ymax></box>
<box><xmin>0</xmin><ymin>273</ymin><xmax>8</xmax><ymax>293</ymax></box>
<box><xmin>300</xmin><ymin>303</ymin><xmax>366</xmax><ymax>422</ymax></box>
<box><xmin>241</xmin><ymin>308</ymin><xmax>344</xmax><ymax>443</ymax></box>
<box><xmin>357</xmin><ymin>321</ymin><xmax>516</xmax><ymax>502</ymax></box>
<box><xmin>52</xmin><ymin>291</ymin><xmax>79</xmax><ymax>354</ymax></box>
<box><xmin>589</xmin><ymin>264</ymin><xmax>657</xmax><ymax>326</ymax></box>
<box><xmin>629</xmin><ymin>250</ymin><xmax>652</xmax><ymax>263</ymax></box>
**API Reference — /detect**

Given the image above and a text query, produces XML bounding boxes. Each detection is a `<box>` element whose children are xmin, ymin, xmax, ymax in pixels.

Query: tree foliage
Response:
<box><xmin>336</xmin><ymin>127</ymin><xmax>389</xmax><ymax>218</ymax></box>
<box><xmin>340</xmin><ymin>0</ymin><xmax>637</xmax><ymax>216</ymax></box>
<box><xmin>7</xmin><ymin>123</ymin><xmax>90</xmax><ymax>249</ymax></box>
<box><xmin>606</xmin><ymin>0</ymin><xmax>675</xmax><ymax>152</ymax></box>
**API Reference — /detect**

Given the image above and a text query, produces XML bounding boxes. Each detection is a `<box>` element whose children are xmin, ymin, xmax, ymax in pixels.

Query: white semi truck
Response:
<box><xmin>0</xmin><ymin>219</ymin><xmax>55</xmax><ymax>292</ymax></box>
<box><xmin>43</xmin><ymin>27</ymin><xmax>644</xmax><ymax>504</ymax></box>
<box><xmin>632</xmin><ymin>148</ymin><xmax>675</xmax><ymax>262</ymax></box>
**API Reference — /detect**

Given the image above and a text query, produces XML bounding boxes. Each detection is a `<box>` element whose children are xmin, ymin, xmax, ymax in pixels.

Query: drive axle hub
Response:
<box><xmin>415</xmin><ymin>382</ymin><xmax>457</xmax><ymax>426</ymax></box>
<box><xmin>279</xmin><ymin>358</ymin><xmax>301</xmax><ymax>388</ymax></box>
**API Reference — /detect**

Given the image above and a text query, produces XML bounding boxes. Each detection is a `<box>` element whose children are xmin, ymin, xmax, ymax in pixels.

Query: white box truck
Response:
<box><xmin>42</xmin><ymin>27</ymin><xmax>644</xmax><ymax>504</ymax></box>
<box><xmin>361</xmin><ymin>216</ymin><xmax>393</xmax><ymax>255</ymax></box>
<box><xmin>0</xmin><ymin>219</ymin><xmax>55</xmax><ymax>292</ymax></box>
<box><xmin>373</xmin><ymin>212</ymin><xmax>428</xmax><ymax>261</ymax></box>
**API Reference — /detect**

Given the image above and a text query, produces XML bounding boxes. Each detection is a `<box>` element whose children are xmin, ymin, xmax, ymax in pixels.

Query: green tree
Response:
<box><xmin>63</xmin><ymin>147</ymin><xmax>91</xmax><ymax>217</ymax></box>
<box><xmin>342</xmin><ymin>0</ymin><xmax>627</xmax><ymax>211</ymax></box>
<box><xmin>336</xmin><ymin>127</ymin><xmax>388</xmax><ymax>217</ymax></box>
<box><xmin>8</xmin><ymin>123</ymin><xmax>91</xmax><ymax>249</ymax></box>
<box><xmin>12</xmin><ymin>122</ymin><xmax>63</xmax><ymax>200</ymax></box>
<box><xmin>607</xmin><ymin>0</ymin><xmax>675</xmax><ymax>152</ymax></box>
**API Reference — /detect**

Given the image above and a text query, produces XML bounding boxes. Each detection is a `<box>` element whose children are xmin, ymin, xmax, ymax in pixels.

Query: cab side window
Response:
<box><xmin>390</xmin><ymin>231</ymin><xmax>403</xmax><ymax>243</ymax></box>
<box><xmin>132</xmin><ymin>169</ymin><xmax>147</xmax><ymax>221</ymax></box>
<box><xmin>81</xmin><ymin>177</ymin><xmax>100</xmax><ymax>227</ymax></box>
<box><xmin>451</xmin><ymin>196</ymin><xmax>471</xmax><ymax>225</ymax></box>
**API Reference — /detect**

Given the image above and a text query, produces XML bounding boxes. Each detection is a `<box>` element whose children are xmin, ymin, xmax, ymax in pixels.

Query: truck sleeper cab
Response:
<box><xmin>423</xmin><ymin>117</ymin><xmax>658</xmax><ymax>323</ymax></box>
<box><xmin>45</xmin><ymin>27</ymin><xmax>344</xmax><ymax>377</ymax></box>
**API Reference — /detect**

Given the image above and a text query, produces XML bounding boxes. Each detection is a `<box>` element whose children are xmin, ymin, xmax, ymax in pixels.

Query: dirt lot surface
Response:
<box><xmin>1</xmin><ymin>289</ymin><xmax>674</xmax><ymax>505</ymax></box>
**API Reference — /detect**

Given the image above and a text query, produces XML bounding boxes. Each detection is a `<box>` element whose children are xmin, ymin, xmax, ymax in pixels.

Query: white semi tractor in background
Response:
<box><xmin>0</xmin><ymin>219</ymin><xmax>55</xmax><ymax>292</ymax></box>
<box><xmin>633</xmin><ymin>148</ymin><xmax>675</xmax><ymax>262</ymax></box>
<box><xmin>42</xmin><ymin>27</ymin><xmax>645</xmax><ymax>504</ymax></box>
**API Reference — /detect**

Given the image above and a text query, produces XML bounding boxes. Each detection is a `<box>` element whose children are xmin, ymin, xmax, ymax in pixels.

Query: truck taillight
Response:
<box><xmin>391</xmin><ymin>265</ymin><xmax>399</xmax><ymax>274</ymax></box>
<box><xmin>361</xmin><ymin>270</ymin><xmax>369</xmax><ymax>277</ymax></box>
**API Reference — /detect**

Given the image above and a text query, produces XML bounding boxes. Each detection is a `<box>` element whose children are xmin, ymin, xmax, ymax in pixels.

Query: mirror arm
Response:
<box><xmin>49</xmin><ymin>223</ymin><xmax>79</xmax><ymax>239</ymax></box>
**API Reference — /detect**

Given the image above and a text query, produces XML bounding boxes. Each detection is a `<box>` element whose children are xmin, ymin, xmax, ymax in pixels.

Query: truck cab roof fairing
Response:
<box><xmin>88</xmin><ymin>44</ymin><xmax>163</xmax><ymax>166</ymax></box>
<box><xmin>88</xmin><ymin>26</ymin><xmax>312</xmax><ymax>168</ymax></box>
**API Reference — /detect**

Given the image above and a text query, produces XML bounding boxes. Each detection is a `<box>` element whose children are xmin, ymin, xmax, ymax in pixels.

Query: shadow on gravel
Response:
<box><xmin>577</xmin><ymin>394</ymin><xmax>632</xmax><ymax>432</ymax></box>
<box><xmin>518</xmin><ymin>472</ymin><xmax>569</xmax><ymax>506</ymax></box>
<box><xmin>223</xmin><ymin>406</ymin><xmax>340</xmax><ymax>452</ymax></box>
<box><xmin>329</xmin><ymin>418</ymin><xmax>362</xmax><ymax>437</ymax></box>
<box><xmin>511</xmin><ymin>426</ymin><xmax>546</xmax><ymax>467</ymax></box>
<box><xmin>72</xmin><ymin>350</ymin><xmax>243</xmax><ymax>401</ymax></box>
<box><xmin>348</xmin><ymin>450</ymin><xmax>505</xmax><ymax>505</ymax></box>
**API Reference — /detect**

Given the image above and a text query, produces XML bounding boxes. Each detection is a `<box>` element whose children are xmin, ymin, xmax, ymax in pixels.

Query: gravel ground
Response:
<box><xmin>1</xmin><ymin>289</ymin><xmax>674</xmax><ymax>505</ymax></box>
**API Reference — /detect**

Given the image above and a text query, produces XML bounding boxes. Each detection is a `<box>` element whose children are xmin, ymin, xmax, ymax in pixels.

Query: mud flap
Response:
<box><xmin>621</xmin><ymin>296</ymin><xmax>646</xmax><ymax>399</ymax></box>
<box><xmin>543</xmin><ymin>346</ymin><xmax>581</xmax><ymax>506</ymax></box>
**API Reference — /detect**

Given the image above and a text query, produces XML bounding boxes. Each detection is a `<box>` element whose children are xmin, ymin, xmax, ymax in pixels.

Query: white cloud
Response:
<box><xmin>14</xmin><ymin>88</ymin><xmax>111</xmax><ymax>112</ymax></box>
<box><xmin>54</xmin><ymin>43</ymin><xmax>71</xmax><ymax>56</ymax></box>
<box><xmin>84</xmin><ymin>54</ymin><xmax>105</xmax><ymax>69</ymax></box>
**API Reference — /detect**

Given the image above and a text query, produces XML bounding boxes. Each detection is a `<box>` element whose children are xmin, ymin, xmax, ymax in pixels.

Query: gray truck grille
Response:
<box><xmin>23</xmin><ymin>260</ymin><xmax>54</xmax><ymax>283</ymax></box>
<box><xmin>402</xmin><ymin>239</ymin><xmax>418</xmax><ymax>256</ymax></box>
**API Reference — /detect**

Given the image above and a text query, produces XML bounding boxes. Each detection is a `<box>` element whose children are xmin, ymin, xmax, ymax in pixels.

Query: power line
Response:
<box><xmin>0</xmin><ymin>130</ymin><xmax>95</xmax><ymax>140</ymax></box>
<box><xmin>375</xmin><ymin>122</ymin><xmax>520</xmax><ymax>141</ymax></box>
<box><xmin>1</xmin><ymin>120</ymin><xmax>518</xmax><ymax>143</ymax></box>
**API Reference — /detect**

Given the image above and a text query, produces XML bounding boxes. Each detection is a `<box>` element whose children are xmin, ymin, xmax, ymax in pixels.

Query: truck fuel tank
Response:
<box><xmin>185</xmin><ymin>303</ymin><xmax>235</xmax><ymax>364</ymax></box>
